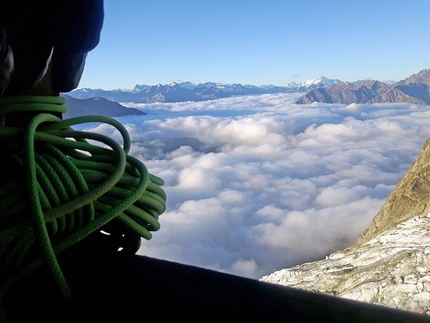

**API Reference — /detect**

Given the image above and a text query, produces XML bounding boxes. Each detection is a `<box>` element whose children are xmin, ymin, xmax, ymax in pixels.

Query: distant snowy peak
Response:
<box><xmin>132</xmin><ymin>84</ymin><xmax>150</xmax><ymax>92</ymax></box>
<box><xmin>282</xmin><ymin>77</ymin><xmax>342</xmax><ymax>91</ymax></box>
<box><xmin>283</xmin><ymin>82</ymin><xmax>299</xmax><ymax>88</ymax></box>
<box><xmin>300</xmin><ymin>77</ymin><xmax>324</xmax><ymax>87</ymax></box>
<box><xmin>299</xmin><ymin>76</ymin><xmax>342</xmax><ymax>88</ymax></box>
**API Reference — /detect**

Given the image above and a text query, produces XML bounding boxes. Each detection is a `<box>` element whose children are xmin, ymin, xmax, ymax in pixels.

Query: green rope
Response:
<box><xmin>0</xmin><ymin>96</ymin><xmax>166</xmax><ymax>320</ymax></box>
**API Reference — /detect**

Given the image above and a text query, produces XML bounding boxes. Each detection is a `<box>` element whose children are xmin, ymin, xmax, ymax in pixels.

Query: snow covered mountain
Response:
<box><xmin>283</xmin><ymin>76</ymin><xmax>342</xmax><ymax>92</ymax></box>
<box><xmin>299</xmin><ymin>76</ymin><xmax>342</xmax><ymax>89</ymax></box>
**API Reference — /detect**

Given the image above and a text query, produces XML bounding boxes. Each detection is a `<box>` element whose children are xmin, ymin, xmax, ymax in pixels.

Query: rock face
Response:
<box><xmin>398</xmin><ymin>69</ymin><xmax>430</xmax><ymax>86</ymax></box>
<box><xmin>368</xmin><ymin>85</ymin><xmax>428</xmax><ymax>105</ymax></box>
<box><xmin>358</xmin><ymin>139</ymin><xmax>430</xmax><ymax>244</ymax></box>
<box><xmin>260</xmin><ymin>139</ymin><xmax>430</xmax><ymax>315</ymax></box>
<box><xmin>260</xmin><ymin>215</ymin><xmax>430</xmax><ymax>314</ymax></box>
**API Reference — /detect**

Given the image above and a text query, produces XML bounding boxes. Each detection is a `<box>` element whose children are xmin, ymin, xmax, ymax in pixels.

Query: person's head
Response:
<box><xmin>0</xmin><ymin>0</ymin><xmax>104</xmax><ymax>96</ymax></box>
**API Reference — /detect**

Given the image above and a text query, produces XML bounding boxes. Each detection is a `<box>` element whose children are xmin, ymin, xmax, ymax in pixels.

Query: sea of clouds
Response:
<box><xmin>83</xmin><ymin>93</ymin><xmax>430</xmax><ymax>279</ymax></box>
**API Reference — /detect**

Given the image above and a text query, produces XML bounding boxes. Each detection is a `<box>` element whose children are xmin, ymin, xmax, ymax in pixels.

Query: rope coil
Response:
<box><xmin>0</xmin><ymin>96</ymin><xmax>166</xmax><ymax>316</ymax></box>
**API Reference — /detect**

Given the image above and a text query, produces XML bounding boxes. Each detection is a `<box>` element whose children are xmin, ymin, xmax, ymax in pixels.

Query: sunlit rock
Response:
<box><xmin>261</xmin><ymin>215</ymin><xmax>430</xmax><ymax>314</ymax></box>
<box><xmin>261</xmin><ymin>139</ymin><xmax>430</xmax><ymax>315</ymax></box>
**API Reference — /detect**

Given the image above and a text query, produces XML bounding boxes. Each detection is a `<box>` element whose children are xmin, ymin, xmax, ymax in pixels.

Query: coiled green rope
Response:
<box><xmin>0</xmin><ymin>96</ymin><xmax>166</xmax><ymax>320</ymax></box>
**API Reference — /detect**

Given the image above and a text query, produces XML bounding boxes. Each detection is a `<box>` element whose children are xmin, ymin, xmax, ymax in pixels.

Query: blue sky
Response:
<box><xmin>79</xmin><ymin>0</ymin><xmax>430</xmax><ymax>89</ymax></box>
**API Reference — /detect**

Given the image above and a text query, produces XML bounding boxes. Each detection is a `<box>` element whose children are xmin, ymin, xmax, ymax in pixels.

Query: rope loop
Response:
<box><xmin>0</xmin><ymin>96</ymin><xmax>166</xmax><ymax>310</ymax></box>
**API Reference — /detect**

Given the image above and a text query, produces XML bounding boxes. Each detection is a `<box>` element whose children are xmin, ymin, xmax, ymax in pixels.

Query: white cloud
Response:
<box><xmin>230</xmin><ymin>258</ymin><xmax>258</xmax><ymax>277</ymax></box>
<box><xmin>315</xmin><ymin>187</ymin><xmax>362</xmax><ymax>207</ymax></box>
<box><xmin>177</xmin><ymin>167</ymin><xmax>222</xmax><ymax>189</ymax></box>
<box><xmin>86</xmin><ymin>93</ymin><xmax>430</xmax><ymax>279</ymax></box>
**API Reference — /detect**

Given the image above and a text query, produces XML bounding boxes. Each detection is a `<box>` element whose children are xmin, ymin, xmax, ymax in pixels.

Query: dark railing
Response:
<box><xmin>4</xmin><ymin>239</ymin><xmax>430</xmax><ymax>322</ymax></box>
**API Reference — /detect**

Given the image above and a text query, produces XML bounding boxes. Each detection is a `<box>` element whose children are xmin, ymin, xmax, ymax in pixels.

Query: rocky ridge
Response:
<box><xmin>296</xmin><ymin>69</ymin><xmax>430</xmax><ymax>105</ymax></box>
<box><xmin>62</xmin><ymin>95</ymin><xmax>145</xmax><ymax>119</ymax></box>
<box><xmin>260</xmin><ymin>215</ymin><xmax>430</xmax><ymax>314</ymax></box>
<box><xmin>260</xmin><ymin>139</ymin><xmax>430</xmax><ymax>315</ymax></box>
<box><xmin>358</xmin><ymin>139</ymin><xmax>430</xmax><ymax>244</ymax></box>
<box><xmin>295</xmin><ymin>80</ymin><xmax>391</xmax><ymax>104</ymax></box>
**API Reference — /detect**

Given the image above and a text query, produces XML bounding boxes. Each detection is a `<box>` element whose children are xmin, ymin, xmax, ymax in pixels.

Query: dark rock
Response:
<box><xmin>62</xmin><ymin>94</ymin><xmax>145</xmax><ymax>118</ymax></box>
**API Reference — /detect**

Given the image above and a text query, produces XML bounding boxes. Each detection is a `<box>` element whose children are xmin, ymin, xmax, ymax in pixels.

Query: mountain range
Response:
<box><xmin>68</xmin><ymin>77</ymin><xmax>342</xmax><ymax>103</ymax></box>
<box><xmin>296</xmin><ymin>69</ymin><xmax>430</xmax><ymax>105</ymax></box>
<box><xmin>64</xmin><ymin>70</ymin><xmax>430</xmax><ymax>119</ymax></box>
<box><xmin>68</xmin><ymin>70</ymin><xmax>430</xmax><ymax>107</ymax></box>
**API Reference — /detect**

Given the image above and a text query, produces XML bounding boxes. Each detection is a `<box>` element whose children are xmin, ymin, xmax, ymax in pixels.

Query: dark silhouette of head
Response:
<box><xmin>0</xmin><ymin>0</ymin><xmax>104</xmax><ymax>95</ymax></box>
